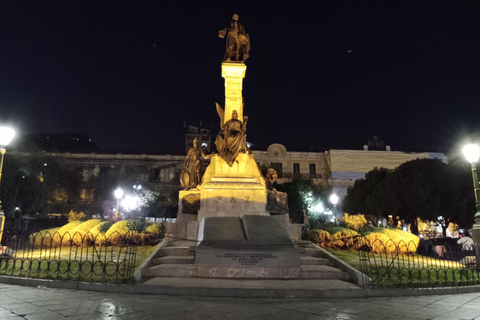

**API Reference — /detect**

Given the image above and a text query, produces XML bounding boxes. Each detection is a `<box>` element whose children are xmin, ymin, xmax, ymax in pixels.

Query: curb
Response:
<box><xmin>1</xmin><ymin>274</ymin><xmax>480</xmax><ymax>298</ymax></box>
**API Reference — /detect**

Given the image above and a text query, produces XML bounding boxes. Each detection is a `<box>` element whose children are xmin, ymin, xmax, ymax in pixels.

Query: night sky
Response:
<box><xmin>0</xmin><ymin>1</ymin><xmax>479</xmax><ymax>154</ymax></box>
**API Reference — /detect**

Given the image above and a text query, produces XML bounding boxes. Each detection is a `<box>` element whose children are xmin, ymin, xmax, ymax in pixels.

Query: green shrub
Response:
<box><xmin>104</xmin><ymin>220</ymin><xmax>138</xmax><ymax>246</ymax></box>
<box><xmin>325</xmin><ymin>227</ymin><xmax>359</xmax><ymax>249</ymax></box>
<box><xmin>307</xmin><ymin>229</ymin><xmax>331</xmax><ymax>247</ymax></box>
<box><xmin>340</xmin><ymin>213</ymin><xmax>367</xmax><ymax>231</ymax></box>
<box><xmin>67</xmin><ymin>219</ymin><xmax>103</xmax><ymax>246</ymax></box>
<box><xmin>364</xmin><ymin>227</ymin><xmax>420</xmax><ymax>253</ymax></box>
<box><xmin>140</xmin><ymin>223</ymin><xmax>165</xmax><ymax>245</ymax></box>
<box><xmin>89</xmin><ymin>221</ymin><xmax>113</xmax><ymax>244</ymax></box>
<box><xmin>388</xmin><ymin>228</ymin><xmax>420</xmax><ymax>251</ymax></box>
<box><xmin>52</xmin><ymin>221</ymin><xmax>82</xmax><ymax>246</ymax></box>
<box><xmin>30</xmin><ymin>227</ymin><xmax>60</xmax><ymax>248</ymax></box>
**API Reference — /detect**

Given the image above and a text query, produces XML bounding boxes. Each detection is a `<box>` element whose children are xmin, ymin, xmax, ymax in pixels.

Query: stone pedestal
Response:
<box><xmin>198</xmin><ymin>153</ymin><xmax>268</xmax><ymax>221</ymax></box>
<box><xmin>191</xmin><ymin>215</ymin><xmax>303</xmax><ymax>279</ymax></box>
<box><xmin>222</xmin><ymin>62</ymin><xmax>246</xmax><ymax>123</ymax></box>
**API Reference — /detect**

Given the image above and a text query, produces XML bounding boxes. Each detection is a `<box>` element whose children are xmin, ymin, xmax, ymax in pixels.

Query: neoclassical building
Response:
<box><xmin>252</xmin><ymin>144</ymin><xmax>327</xmax><ymax>184</ymax></box>
<box><xmin>34</xmin><ymin>141</ymin><xmax>446</xmax><ymax>213</ymax></box>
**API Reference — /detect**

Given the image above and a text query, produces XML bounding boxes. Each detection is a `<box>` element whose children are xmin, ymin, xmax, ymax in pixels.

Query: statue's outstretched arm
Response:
<box><xmin>202</xmin><ymin>150</ymin><xmax>215</xmax><ymax>159</ymax></box>
<box><xmin>215</xmin><ymin>102</ymin><xmax>225</xmax><ymax>128</ymax></box>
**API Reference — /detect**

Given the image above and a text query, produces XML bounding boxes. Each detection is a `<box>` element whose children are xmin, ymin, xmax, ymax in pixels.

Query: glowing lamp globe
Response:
<box><xmin>463</xmin><ymin>144</ymin><xmax>480</xmax><ymax>164</ymax></box>
<box><xmin>0</xmin><ymin>127</ymin><xmax>15</xmax><ymax>149</ymax></box>
<box><xmin>114</xmin><ymin>188</ymin><xmax>124</xmax><ymax>199</ymax></box>
<box><xmin>330</xmin><ymin>194</ymin><xmax>339</xmax><ymax>205</ymax></box>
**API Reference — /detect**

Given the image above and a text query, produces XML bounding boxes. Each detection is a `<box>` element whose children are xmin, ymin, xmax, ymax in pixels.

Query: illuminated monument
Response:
<box><xmin>171</xmin><ymin>15</ymin><xmax>299</xmax><ymax>249</ymax></box>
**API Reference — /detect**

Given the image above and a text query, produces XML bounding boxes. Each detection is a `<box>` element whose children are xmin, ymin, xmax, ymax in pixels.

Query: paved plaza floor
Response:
<box><xmin>0</xmin><ymin>283</ymin><xmax>479</xmax><ymax>320</ymax></box>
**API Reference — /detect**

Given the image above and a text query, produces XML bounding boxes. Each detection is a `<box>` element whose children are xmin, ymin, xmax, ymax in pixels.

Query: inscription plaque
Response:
<box><xmin>215</xmin><ymin>252</ymin><xmax>277</xmax><ymax>266</ymax></box>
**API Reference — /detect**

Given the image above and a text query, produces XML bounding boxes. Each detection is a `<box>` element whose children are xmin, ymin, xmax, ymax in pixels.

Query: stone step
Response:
<box><xmin>301</xmin><ymin>265</ymin><xmax>350</xmax><ymax>280</ymax></box>
<box><xmin>153</xmin><ymin>255</ymin><xmax>195</xmax><ymax>265</ymax></box>
<box><xmin>300</xmin><ymin>256</ymin><xmax>329</xmax><ymax>266</ymax></box>
<box><xmin>301</xmin><ymin>247</ymin><xmax>323</xmax><ymax>258</ymax></box>
<box><xmin>155</xmin><ymin>247</ymin><xmax>194</xmax><ymax>258</ymax></box>
<box><xmin>142</xmin><ymin>277</ymin><xmax>361</xmax><ymax>293</ymax></box>
<box><xmin>144</xmin><ymin>264</ymin><xmax>350</xmax><ymax>281</ymax></box>
<box><xmin>143</xmin><ymin>264</ymin><xmax>194</xmax><ymax>278</ymax></box>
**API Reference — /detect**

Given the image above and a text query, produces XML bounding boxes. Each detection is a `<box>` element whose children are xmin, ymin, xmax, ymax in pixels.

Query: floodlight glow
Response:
<box><xmin>463</xmin><ymin>144</ymin><xmax>480</xmax><ymax>163</ymax></box>
<box><xmin>313</xmin><ymin>203</ymin><xmax>324</xmax><ymax>213</ymax></box>
<box><xmin>330</xmin><ymin>194</ymin><xmax>339</xmax><ymax>205</ymax></box>
<box><xmin>114</xmin><ymin>188</ymin><xmax>124</xmax><ymax>199</ymax></box>
<box><xmin>0</xmin><ymin>127</ymin><xmax>15</xmax><ymax>148</ymax></box>
<box><xmin>121</xmin><ymin>195</ymin><xmax>140</xmax><ymax>212</ymax></box>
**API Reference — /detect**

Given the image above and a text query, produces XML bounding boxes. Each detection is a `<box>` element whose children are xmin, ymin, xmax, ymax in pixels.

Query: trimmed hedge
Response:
<box><xmin>308</xmin><ymin>226</ymin><xmax>420</xmax><ymax>254</ymax></box>
<box><xmin>32</xmin><ymin>220</ymin><xmax>164</xmax><ymax>247</ymax></box>
<box><xmin>325</xmin><ymin>227</ymin><xmax>359</xmax><ymax>249</ymax></box>
<box><xmin>66</xmin><ymin>219</ymin><xmax>103</xmax><ymax>246</ymax></box>
<box><xmin>363</xmin><ymin>231</ymin><xmax>397</xmax><ymax>254</ymax></box>
<box><xmin>307</xmin><ymin>229</ymin><xmax>331</xmax><ymax>247</ymax></box>
<box><xmin>30</xmin><ymin>227</ymin><xmax>60</xmax><ymax>248</ymax></box>
<box><xmin>52</xmin><ymin>221</ymin><xmax>82</xmax><ymax>246</ymax></box>
<box><xmin>362</xmin><ymin>227</ymin><xmax>420</xmax><ymax>253</ymax></box>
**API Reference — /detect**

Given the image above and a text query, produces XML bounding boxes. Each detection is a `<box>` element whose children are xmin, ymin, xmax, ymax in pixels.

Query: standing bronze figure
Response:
<box><xmin>219</xmin><ymin>14</ymin><xmax>250</xmax><ymax>62</ymax></box>
<box><xmin>180</xmin><ymin>138</ymin><xmax>210</xmax><ymax>190</ymax></box>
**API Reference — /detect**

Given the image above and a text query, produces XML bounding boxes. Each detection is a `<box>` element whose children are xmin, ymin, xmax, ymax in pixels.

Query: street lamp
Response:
<box><xmin>0</xmin><ymin>126</ymin><xmax>15</xmax><ymax>245</ymax></box>
<box><xmin>463</xmin><ymin>144</ymin><xmax>480</xmax><ymax>249</ymax></box>
<box><xmin>114</xmin><ymin>188</ymin><xmax>123</xmax><ymax>218</ymax></box>
<box><xmin>330</xmin><ymin>194</ymin><xmax>339</xmax><ymax>223</ymax></box>
<box><xmin>462</xmin><ymin>144</ymin><xmax>480</xmax><ymax>223</ymax></box>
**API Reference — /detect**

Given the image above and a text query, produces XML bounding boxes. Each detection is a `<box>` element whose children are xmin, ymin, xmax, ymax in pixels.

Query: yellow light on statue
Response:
<box><xmin>463</xmin><ymin>144</ymin><xmax>480</xmax><ymax>163</ymax></box>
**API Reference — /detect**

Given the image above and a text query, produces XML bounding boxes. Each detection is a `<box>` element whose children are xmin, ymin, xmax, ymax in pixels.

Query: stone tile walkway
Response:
<box><xmin>0</xmin><ymin>283</ymin><xmax>480</xmax><ymax>319</ymax></box>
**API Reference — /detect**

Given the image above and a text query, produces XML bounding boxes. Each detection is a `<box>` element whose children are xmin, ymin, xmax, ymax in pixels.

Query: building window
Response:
<box><xmin>149</xmin><ymin>168</ymin><xmax>160</xmax><ymax>183</ymax></box>
<box><xmin>293</xmin><ymin>163</ymin><xmax>300</xmax><ymax>174</ymax></box>
<box><xmin>309</xmin><ymin>163</ymin><xmax>316</xmax><ymax>178</ymax></box>
<box><xmin>271</xmin><ymin>162</ymin><xmax>283</xmax><ymax>178</ymax></box>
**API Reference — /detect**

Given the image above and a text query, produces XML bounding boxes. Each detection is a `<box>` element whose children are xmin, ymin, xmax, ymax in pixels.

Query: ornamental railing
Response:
<box><xmin>0</xmin><ymin>229</ymin><xmax>162</xmax><ymax>283</ymax></box>
<box><xmin>358</xmin><ymin>237</ymin><xmax>480</xmax><ymax>288</ymax></box>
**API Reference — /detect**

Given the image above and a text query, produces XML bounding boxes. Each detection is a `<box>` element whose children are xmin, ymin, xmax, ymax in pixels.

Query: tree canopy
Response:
<box><xmin>277</xmin><ymin>178</ymin><xmax>329</xmax><ymax>224</ymax></box>
<box><xmin>0</xmin><ymin>151</ymin><xmax>83</xmax><ymax>219</ymax></box>
<box><xmin>343</xmin><ymin>159</ymin><xmax>475</xmax><ymax>235</ymax></box>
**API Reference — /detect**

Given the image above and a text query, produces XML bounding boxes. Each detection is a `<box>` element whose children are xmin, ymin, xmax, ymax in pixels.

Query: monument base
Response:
<box><xmin>191</xmin><ymin>215</ymin><xmax>303</xmax><ymax>278</ymax></box>
<box><xmin>198</xmin><ymin>154</ymin><xmax>268</xmax><ymax>221</ymax></box>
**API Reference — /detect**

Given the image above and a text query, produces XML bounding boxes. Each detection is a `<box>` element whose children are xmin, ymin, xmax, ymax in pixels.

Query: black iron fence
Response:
<box><xmin>0</xmin><ymin>229</ymin><xmax>161</xmax><ymax>283</ymax></box>
<box><xmin>358</xmin><ymin>237</ymin><xmax>480</xmax><ymax>288</ymax></box>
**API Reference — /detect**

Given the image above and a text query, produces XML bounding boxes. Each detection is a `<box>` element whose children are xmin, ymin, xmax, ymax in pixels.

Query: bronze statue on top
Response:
<box><xmin>219</xmin><ymin>14</ymin><xmax>250</xmax><ymax>62</ymax></box>
<box><xmin>180</xmin><ymin>138</ymin><xmax>212</xmax><ymax>190</ymax></box>
<box><xmin>215</xmin><ymin>103</ymin><xmax>250</xmax><ymax>166</ymax></box>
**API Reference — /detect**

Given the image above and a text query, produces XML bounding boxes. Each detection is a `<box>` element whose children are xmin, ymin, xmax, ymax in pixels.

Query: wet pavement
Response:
<box><xmin>0</xmin><ymin>283</ymin><xmax>480</xmax><ymax>319</ymax></box>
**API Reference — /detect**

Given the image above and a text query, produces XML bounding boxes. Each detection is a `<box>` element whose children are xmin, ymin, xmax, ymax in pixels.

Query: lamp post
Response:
<box><xmin>0</xmin><ymin>126</ymin><xmax>16</xmax><ymax>245</ymax></box>
<box><xmin>462</xmin><ymin>144</ymin><xmax>480</xmax><ymax>246</ymax></box>
<box><xmin>330</xmin><ymin>194</ymin><xmax>339</xmax><ymax>223</ymax></box>
<box><xmin>114</xmin><ymin>188</ymin><xmax>123</xmax><ymax>219</ymax></box>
